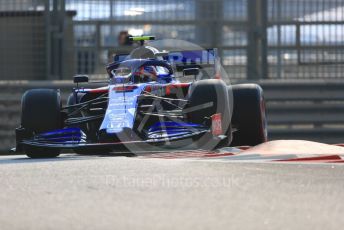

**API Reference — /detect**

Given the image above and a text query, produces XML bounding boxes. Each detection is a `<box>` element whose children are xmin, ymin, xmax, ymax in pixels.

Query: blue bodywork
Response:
<box><xmin>19</xmin><ymin>51</ymin><xmax>219</xmax><ymax>150</ymax></box>
<box><xmin>36</xmin><ymin>81</ymin><xmax>206</xmax><ymax>144</ymax></box>
<box><xmin>100</xmin><ymin>84</ymin><xmax>145</xmax><ymax>134</ymax></box>
<box><xmin>147</xmin><ymin>121</ymin><xmax>205</xmax><ymax>139</ymax></box>
<box><xmin>32</xmin><ymin>64</ymin><xmax>205</xmax><ymax>145</ymax></box>
<box><xmin>34</xmin><ymin>128</ymin><xmax>86</xmax><ymax>144</ymax></box>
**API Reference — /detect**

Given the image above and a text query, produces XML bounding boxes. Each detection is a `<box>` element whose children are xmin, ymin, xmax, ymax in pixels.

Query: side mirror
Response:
<box><xmin>74</xmin><ymin>75</ymin><xmax>89</xmax><ymax>84</ymax></box>
<box><xmin>183</xmin><ymin>68</ymin><xmax>200</xmax><ymax>77</ymax></box>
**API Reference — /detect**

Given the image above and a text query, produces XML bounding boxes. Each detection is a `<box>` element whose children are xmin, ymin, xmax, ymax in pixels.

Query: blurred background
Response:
<box><xmin>1</xmin><ymin>0</ymin><xmax>344</xmax><ymax>152</ymax></box>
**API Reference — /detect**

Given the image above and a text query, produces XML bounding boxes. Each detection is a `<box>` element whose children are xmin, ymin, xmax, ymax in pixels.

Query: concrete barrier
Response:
<box><xmin>254</xmin><ymin>79</ymin><xmax>344</xmax><ymax>144</ymax></box>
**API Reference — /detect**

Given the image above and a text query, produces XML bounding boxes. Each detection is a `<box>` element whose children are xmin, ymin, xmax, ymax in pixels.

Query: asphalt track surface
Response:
<box><xmin>1</xmin><ymin>141</ymin><xmax>344</xmax><ymax>230</ymax></box>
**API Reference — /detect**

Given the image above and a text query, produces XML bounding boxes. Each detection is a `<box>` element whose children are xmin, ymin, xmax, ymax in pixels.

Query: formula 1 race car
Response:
<box><xmin>14</xmin><ymin>36</ymin><xmax>268</xmax><ymax>158</ymax></box>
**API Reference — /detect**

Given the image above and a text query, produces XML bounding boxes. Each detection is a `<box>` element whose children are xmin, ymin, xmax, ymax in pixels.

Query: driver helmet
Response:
<box><xmin>133</xmin><ymin>66</ymin><xmax>158</xmax><ymax>82</ymax></box>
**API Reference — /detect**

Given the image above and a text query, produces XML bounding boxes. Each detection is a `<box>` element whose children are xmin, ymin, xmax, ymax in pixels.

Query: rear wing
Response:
<box><xmin>113</xmin><ymin>48</ymin><xmax>219</xmax><ymax>72</ymax></box>
<box><xmin>163</xmin><ymin>48</ymin><xmax>218</xmax><ymax>71</ymax></box>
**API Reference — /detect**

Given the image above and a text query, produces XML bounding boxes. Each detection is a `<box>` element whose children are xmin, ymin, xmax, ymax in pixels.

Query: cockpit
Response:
<box><xmin>107</xmin><ymin>59</ymin><xmax>175</xmax><ymax>84</ymax></box>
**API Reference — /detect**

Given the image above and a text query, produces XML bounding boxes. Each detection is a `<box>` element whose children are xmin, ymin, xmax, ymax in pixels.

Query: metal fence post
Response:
<box><xmin>195</xmin><ymin>0</ymin><xmax>223</xmax><ymax>49</ymax></box>
<box><xmin>247</xmin><ymin>0</ymin><xmax>268</xmax><ymax>80</ymax></box>
<box><xmin>260</xmin><ymin>0</ymin><xmax>268</xmax><ymax>79</ymax></box>
<box><xmin>60</xmin><ymin>0</ymin><xmax>65</xmax><ymax>80</ymax></box>
<box><xmin>50</xmin><ymin>0</ymin><xmax>65</xmax><ymax>80</ymax></box>
<box><xmin>247</xmin><ymin>0</ymin><xmax>259</xmax><ymax>79</ymax></box>
<box><xmin>44</xmin><ymin>0</ymin><xmax>51</xmax><ymax>80</ymax></box>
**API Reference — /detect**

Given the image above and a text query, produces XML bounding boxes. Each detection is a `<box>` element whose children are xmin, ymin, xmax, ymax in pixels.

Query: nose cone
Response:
<box><xmin>99</xmin><ymin>84</ymin><xmax>145</xmax><ymax>136</ymax></box>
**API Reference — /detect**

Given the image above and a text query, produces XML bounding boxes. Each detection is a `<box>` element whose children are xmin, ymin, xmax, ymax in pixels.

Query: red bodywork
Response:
<box><xmin>79</xmin><ymin>83</ymin><xmax>192</xmax><ymax>96</ymax></box>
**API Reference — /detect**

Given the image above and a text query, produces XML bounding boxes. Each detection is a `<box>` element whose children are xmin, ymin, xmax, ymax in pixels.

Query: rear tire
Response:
<box><xmin>231</xmin><ymin>84</ymin><xmax>268</xmax><ymax>146</ymax></box>
<box><xmin>21</xmin><ymin>89</ymin><xmax>62</xmax><ymax>158</ymax></box>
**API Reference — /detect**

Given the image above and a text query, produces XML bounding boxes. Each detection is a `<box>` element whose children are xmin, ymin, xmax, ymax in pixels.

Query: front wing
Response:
<box><xmin>14</xmin><ymin>127</ymin><xmax>226</xmax><ymax>153</ymax></box>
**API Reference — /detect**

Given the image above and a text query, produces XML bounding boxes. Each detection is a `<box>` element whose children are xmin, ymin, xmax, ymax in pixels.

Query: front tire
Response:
<box><xmin>231</xmin><ymin>84</ymin><xmax>268</xmax><ymax>146</ymax></box>
<box><xmin>21</xmin><ymin>89</ymin><xmax>62</xmax><ymax>158</ymax></box>
<box><xmin>185</xmin><ymin>79</ymin><xmax>232</xmax><ymax>149</ymax></box>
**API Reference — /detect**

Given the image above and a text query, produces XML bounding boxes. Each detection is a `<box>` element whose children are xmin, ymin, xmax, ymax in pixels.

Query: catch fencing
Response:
<box><xmin>1</xmin><ymin>0</ymin><xmax>344</xmax><ymax>80</ymax></box>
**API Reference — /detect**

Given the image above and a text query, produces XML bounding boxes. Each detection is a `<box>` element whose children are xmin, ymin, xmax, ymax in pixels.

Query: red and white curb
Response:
<box><xmin>139</xmin><ymin>145</ymin><xmax>344</xmax><ymax>163</ymax></box>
